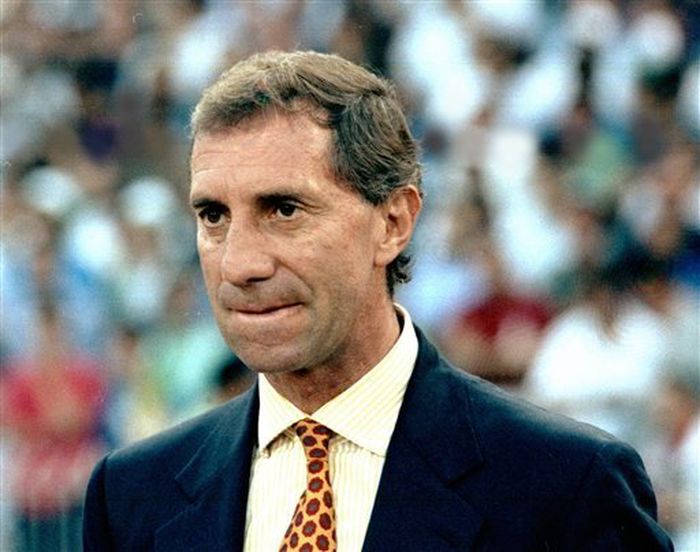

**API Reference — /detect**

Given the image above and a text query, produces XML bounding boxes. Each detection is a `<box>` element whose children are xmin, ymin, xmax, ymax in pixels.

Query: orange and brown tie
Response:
<box><xmin>279</xmin><ymin>418</ymin><xmax>337</xmax><ymax>552</ymax></box>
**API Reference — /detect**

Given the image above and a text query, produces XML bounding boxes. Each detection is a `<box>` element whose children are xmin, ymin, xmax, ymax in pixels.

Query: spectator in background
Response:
<box><xmin>440</xmin><ymin>234</ymin><xmax>552</xmax><ymax>388</ymax></box>
<box><xmin>210</xmin><ymin>356</ymin><xmax>255</xmax><ymax>406</ymax></box>
<box><xmin>112</xmin><ymin>175</ymin><xmax>195</xmax><ymax>330</ymax></box>
<box><xmin>619</xmin><ymin>142</ymin><xmax>700</xmax><ymax>291</ymax></box>
<box><xmin>139</xmin><ymin>269</ymin><xmax>231</xmax><ymax>420</ymax></box>
<box><xmin>101</xmin><ymin>324</ymin><xmax>169</xmax><ymax>448</ymax></box>
<box><xmin>74</xmin><ymin>58</ymin><xmax>120</xmax><ymax>165</ymax></box>
<box><xmin>2</xmin><ymin>302</ymin><xmax>106</xmax><ymax>551</ymax></box>
<box><xmin>524</xmin><ymin>262</ymin><xmax>672</xmax><ymax>448</ymax></box>
<box><xmin>646</xmin><ymin>366</ymin><xmax>700</xmax><ymax>551</ymax></box>
<box><xmin>1</xmin><ymin>162</ymin><xmax>115</xmax><ymax>359</ymax></box>
<box><xmin>176</xmin><ymin>355</ymin><xmax>256</xmax><ymax>420</ymax></box>
<box><xmin>395</xmin><ymin>166</ymin><xmax>491</xmax><ymax>337</ymax></box>
<box><xmin>329</xmin><ymin>0</ymin><xmax>395</xmax><ymax>75</ymax></box>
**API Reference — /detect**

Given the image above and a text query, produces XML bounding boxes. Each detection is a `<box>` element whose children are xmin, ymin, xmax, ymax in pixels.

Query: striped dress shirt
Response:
<box><xmin>243</xmin><ymin>305</ymin><xmax>418</xmax><ymax>552</ymax></box>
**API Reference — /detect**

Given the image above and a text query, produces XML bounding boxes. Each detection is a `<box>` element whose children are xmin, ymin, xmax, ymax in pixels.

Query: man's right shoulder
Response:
<box><xmin>115</xmin><ymin>403</ymin><xmax>226</xmax><ymax>461</ymax></box>
<box><xmin>102</xmin><ymin>390</ymin><xmax>255</xmax><ymax>491</ymax></box>
<box><xmin>83</xmin><ymin>391</ymin><xmax>258</xmax><ymax>550</ymax></box>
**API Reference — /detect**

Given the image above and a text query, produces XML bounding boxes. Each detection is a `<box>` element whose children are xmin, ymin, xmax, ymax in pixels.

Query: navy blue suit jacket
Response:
<box><xmin>84</xmin><ymin>328</ymin><xmax>673</xmax><ymax>550</ymax></box>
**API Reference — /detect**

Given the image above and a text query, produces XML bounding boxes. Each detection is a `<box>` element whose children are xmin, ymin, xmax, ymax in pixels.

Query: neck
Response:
<box><xmin>264</xmin><ymin>300</ymin><xmax>402</xmax><ymax>413</ymax></box>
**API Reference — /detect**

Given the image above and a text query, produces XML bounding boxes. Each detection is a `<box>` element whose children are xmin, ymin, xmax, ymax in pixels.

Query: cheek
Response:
<box><xmin>339</xmin><ymin>223</ymin><xmax>378</xmax><ymax>270</ymax></box>
<box><xmin>303</xmin><ymin>222</ymin><xmax>368</xmax><ymax>265</ymax></box>
<box><xmin>197</xmin><ymin>241</ymin><xmax>223</xmax><ymax>286</ymax></box>
<box><xmin>309</xmin><ymin>231</ymin><xmax>376</xmax><ymax>289</ymax></box>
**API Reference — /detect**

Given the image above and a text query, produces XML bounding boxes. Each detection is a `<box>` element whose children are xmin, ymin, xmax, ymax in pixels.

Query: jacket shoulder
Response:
<box><xmin>84</xmin><ymin>391</ymin><xmax>256</xmax><ymax>550</ymax></box>
<box><xmin>411</xmin><ymin>332</ymin><xmax>671</xmax><ymax>548</ymax></box>
<box><xmin>415</xmin><ymin>326</ymin><xmax>618</xmax><ymax>456</ymax></box>
<box><xmin>461</xmin><ymin>368</ymin><xmax>619</xmax><ymax>451</ymax></box>
<box><xmin>108</xmin><ymin>398</ymin><xmax>239</xmax><ymax>476</ymax></box>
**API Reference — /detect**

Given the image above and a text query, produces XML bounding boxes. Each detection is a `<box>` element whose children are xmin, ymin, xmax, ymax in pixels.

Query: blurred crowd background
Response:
<box><xmin>1</xmin><ymin>1</ymin><xmax>698</xmax><ymax>550</ymax></box>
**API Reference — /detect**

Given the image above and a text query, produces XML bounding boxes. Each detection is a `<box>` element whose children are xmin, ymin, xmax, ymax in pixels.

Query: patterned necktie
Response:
<box><xmin>279</xmin><ymin>418</ymin><xmax>337</xmax><ymax>552</ymax></box>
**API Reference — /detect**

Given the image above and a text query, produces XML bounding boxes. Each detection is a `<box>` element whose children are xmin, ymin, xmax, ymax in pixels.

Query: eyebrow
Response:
<box><xmin>190</xmin><ymin>197</ymin><xmax>222</xmax><ymax>210</ymax></box>
<box><xmin>258</xmin><ymin>192</ymin><xmax>304</xmax><ymax>206</ymax></box>
<box><xmin>190</xmin><ymin>186</ymin><xmax>315</xmax><ymax>212</ymax></box>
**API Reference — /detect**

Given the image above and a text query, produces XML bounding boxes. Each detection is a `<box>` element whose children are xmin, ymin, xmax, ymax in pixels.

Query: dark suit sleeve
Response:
<box><xmin>83</xmin><ymin>455</ymin><xmax>114</xmax><ymax>552</ymax></box>
<box><xmin>559</xmin><ymin>441</ymin><xmax>674</xmax><ymax>551</ymax></box>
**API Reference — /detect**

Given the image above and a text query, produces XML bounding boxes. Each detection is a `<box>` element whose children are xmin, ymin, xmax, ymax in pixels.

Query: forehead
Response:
<box><xmin>190</xmin><ymin>111</ymin><xmax>333</xmax><ymax>178</ymax></box>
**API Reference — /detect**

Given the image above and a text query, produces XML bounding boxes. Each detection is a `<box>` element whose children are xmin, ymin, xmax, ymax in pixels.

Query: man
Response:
<box><xmin>84</xmin><ymin>51</ymin><xmax>673</xmax><ymax>551</ymax></box>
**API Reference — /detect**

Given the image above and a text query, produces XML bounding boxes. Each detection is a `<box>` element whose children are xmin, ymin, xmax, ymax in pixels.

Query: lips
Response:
<box><xmin>217</xmin><ymin>281</ymin><xmax>304</xmax><ymax>314</ymax></box>
<box><xmin>234</xmin><ymin>303</ymin><xmax>301</xmax><ymax>315</ymax></box>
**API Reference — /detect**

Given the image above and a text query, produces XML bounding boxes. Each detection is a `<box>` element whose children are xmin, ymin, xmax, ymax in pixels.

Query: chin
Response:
<box><xmin>227</xmin><ymin>340</ymin><xmax>311</xmax><ymax>375</ymax></box>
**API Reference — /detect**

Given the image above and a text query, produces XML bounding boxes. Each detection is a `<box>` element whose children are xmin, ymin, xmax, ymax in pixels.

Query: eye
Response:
<box><xmin>276</xmin><ymin>202</ymin><xmax>297</xmax><ymax>218</ymax></box>
<box><xmin>198</xmin><ymin>205</ymin><xmax>227</xmax><ymax>228</ymax></box>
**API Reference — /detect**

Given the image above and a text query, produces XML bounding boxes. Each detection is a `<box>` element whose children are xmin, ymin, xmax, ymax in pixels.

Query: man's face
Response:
<box><xmin>190</xmin><ymin>111</ymin><xmax>391</xmax><ymax>375</ymax></box>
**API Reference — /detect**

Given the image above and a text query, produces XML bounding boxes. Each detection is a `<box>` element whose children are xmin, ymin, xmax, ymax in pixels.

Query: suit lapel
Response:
<box><xmin>154</xmin><ymin>384</ymin><xmax>259</xmax><ymax>551</ymax></box>
<box><xmin>363</xmin><ymin>328</ymin><xmax>484</xmax><ymax>551</ymax></box>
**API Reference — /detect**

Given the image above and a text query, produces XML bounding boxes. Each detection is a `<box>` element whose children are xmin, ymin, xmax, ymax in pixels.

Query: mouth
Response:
<box><xmin>232</xmin><ymin>303</ymin><xmax>303</xmax><ymax>316</ymax></box>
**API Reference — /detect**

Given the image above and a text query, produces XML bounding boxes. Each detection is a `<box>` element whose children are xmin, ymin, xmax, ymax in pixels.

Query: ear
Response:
<box><xmin>374</xmin><ymin>185</ymin><xmax>422</xmax><ymax>269</ymax></box>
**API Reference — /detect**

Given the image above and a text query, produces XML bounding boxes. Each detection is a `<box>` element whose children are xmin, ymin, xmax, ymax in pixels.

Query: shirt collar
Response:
<box><xmin>257</xmin><ymin>304</ymin><xmax>418</xmax><ymax>457</ymax></box>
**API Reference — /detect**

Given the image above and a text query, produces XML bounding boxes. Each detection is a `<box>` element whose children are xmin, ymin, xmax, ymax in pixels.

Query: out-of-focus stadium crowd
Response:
<box><xmin>1</xmin><ymin>1</ymin><xmax>698</xmax><ymax>550</ymax></box>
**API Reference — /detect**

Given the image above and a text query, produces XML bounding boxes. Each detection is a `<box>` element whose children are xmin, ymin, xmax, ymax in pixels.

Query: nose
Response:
<box><xmin>219</xmin><ymin>221</ymin><xmax>276</xmax><ymax>287</ymax></box>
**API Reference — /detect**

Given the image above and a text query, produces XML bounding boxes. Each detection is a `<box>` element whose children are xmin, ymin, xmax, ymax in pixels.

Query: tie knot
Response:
<box><xmin>293</xmin><ymin>418</ymin><xmax>333</xmax><ymax>457</ymax></box>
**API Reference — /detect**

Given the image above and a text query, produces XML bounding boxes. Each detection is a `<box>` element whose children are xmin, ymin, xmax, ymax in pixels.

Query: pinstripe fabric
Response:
<box><xmin>243</xmin><ymin>305</ymin><xmax>418</xmax><ymax>552</ymax></box>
